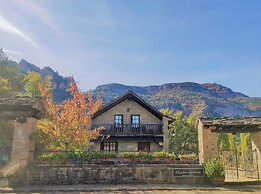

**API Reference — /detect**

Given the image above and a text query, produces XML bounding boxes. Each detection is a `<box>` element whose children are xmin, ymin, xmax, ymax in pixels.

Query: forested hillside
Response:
<box><xmin>89</xmin><ymin>83</ymin><xmax>261</xmax><ymax>117</ymax></box>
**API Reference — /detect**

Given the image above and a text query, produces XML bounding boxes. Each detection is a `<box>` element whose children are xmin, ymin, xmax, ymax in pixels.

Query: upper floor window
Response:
<box><xmin>114</xmin><ymin>115</ymin><xmax>123</xmax><ymax>125</ymax></box>
<box><xmin>131</xmin><ymin>115</ymin><xmax>140</xmax><ymax>125</ymax></box>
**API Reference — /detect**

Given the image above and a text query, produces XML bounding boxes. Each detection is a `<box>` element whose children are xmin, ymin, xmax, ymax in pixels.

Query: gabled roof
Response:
<box><xmin>92</xmin><ymin>91</ymin><xmax>163</xmax><ymax>120</ymax></box>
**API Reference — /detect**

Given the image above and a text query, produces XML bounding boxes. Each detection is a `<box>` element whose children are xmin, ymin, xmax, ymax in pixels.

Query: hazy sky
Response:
<box><xmin>0</xmin><ymin>0</ymin><xmax>260</xmax><ymax>96</ymax></box>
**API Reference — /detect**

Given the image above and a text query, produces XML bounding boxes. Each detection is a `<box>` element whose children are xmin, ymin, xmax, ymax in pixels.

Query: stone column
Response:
<box><xmin>10</xmin><ymin>117</ymin><xmax>37</xmax><ymax>170</ymax></box>
<box><xmin>198</xmin><ymin>120</ymin><xmax>219</xmax><ymax>164</ymax></box>
<box><xmin>163</xmin><ymin>117</ymin><xmax>169</xmax><ymax>152</ymax></box>
<box><xmin>250</xmin><ymin>131</ymin><xmax>261</xmax><ymax>177</ymax></box>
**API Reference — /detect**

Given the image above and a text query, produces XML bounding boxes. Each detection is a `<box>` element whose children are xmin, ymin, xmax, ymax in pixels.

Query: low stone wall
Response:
<box><xmin>27</xmin><ymin>164</ymin><xmax>207</xmax><ymax>185</ymax></box>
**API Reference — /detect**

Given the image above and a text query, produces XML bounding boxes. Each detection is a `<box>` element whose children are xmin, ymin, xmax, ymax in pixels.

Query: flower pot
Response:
<box><xmin>163</xmin><ymin>157</ymin><xmax>172</xmax><ymax>161</ymax></box>
<box><xmin>181</xmin><ymin>157</ymin><xmax>193</xmax><ymax>161</ymax></box>
<box><xmin>134</xmin><ymin>158</ymin><xmax>142</xmax><ymax>163</ymax></box>
<box><xmin>210</xmin><ymin>176</ymin><xmax>225</xmax><ymax>186</ymax></box>
<box><xmin>123</xmin><ymin>157</ymin><xmax>131</xmax><ymax>162</ymax></box>
<box><xmin>154</xmin><ymin>157</ymin><xmax>161</xmax><ymax>161</ymax></box>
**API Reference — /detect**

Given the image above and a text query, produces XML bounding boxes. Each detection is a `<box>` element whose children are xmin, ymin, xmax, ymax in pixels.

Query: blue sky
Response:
<box><xmin>0</xmin><ymin>0</ymin><xmax>260</xmax><ymax>96</ymax></box>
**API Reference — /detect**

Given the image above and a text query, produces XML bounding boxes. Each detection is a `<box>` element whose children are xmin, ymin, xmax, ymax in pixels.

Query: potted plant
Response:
<box><xmin>178</xmin><ymin>153</ymin><xmax>197</xmax><ymax>163</ymax></box>
<box><xmin>204</xmin><ymin>158</ymin><xmax>225</xmax><ymax>186</ymax></box>
<box><xmin>97</xmin><ymin>152</ymin><xmax>117</xmax><ymax>162</ymax></box>
<box><xmin>122</xmin><ymin>152</ymin><xmax>136</xmax><ymax>162</ymax></box>
<box><xmin>153</xmin><ymin>151</ymin><xmax>166</xmax><ymax>161</ymax></box>
<box><xmin>162</xmin><ymin>152</ymin><xmax>175</xmax><ymax>162</ymax></box>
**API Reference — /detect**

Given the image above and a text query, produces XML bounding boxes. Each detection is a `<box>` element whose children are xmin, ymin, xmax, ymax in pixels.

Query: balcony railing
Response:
<box><xmin>91</xmin><ymin>124</ymin><xmax>163</xmax><ymax>135</ymax></box>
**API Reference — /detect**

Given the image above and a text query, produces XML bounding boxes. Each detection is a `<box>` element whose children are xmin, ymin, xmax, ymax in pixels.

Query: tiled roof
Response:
<box><xmin>0</xmin><ymin>96</ymin><xmax>42</xmax><ymax>111</ymax></box>
<box><xmin>199</xmin><ymin>117</ymin><xmax>261</xmax><ymax>126</ymax></box>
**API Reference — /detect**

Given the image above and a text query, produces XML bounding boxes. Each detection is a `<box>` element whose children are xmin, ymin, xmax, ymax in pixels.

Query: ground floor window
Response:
<box><xmin>100</xmin><ymin>142</ymin><xmax>118</xmax><ymax>153</ymax></box>
<box><xmin>138</xmin><ymin>142</ymin><xmax>150</xmax><ymax>152</ymax></box>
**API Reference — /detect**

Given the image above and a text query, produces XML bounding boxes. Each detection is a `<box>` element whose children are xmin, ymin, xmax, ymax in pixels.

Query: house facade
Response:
<box><xmin>90</xmin><ymin>91</ymin><xmax>171</xmax><ymax>152</ymax></box>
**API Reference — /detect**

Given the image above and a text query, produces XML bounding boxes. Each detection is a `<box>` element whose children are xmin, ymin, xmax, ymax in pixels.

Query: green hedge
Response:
<box><xmin>37</xmin><ymin>151</ymin><xmax>117</xmax><ymax>163</ymax></box>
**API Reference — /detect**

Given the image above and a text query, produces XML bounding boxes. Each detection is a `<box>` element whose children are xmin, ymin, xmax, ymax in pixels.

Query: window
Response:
<box><xmin>131</xmin><ymin>115</ymin><xmax>140</xmax><ymax>132</ymax></box>
<box><xmin>114</xmin><ymin>115</ymin><xmax>123</xmax><ymax>132</ymax></box>
<box><xmin>138</xmin><ymin>142</ymin><xmax>150</xmax><ymax>152</ymax></box>
<box><xmin>100</xmin><ymin>142</ymin><xmax>118</xmax><ymax>153</ymax></box>
<box><xmin>114</xmin><ymin>115</ymin><xmax>123</xmax><ymax>124</ymax></box>
<box><xmin>131</xmin><ymin>115</ymin><xmax>140</xmax><ymax>125</ymax></box>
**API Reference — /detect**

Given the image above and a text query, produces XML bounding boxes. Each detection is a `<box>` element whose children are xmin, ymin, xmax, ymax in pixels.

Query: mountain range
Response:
<box><xmin>12</xmin><ymin>58</ymin><xmax>261</xmax><ymax>117</ymax></box>
<box><xmin>18</xmin><ymin>59</ymin><xmax>72</xmax><ymax>102</ymax></box>
<box><xmin>88</xmin><ymin>83</ymin><xmax>261</xmax><ymax>117</ymax></box>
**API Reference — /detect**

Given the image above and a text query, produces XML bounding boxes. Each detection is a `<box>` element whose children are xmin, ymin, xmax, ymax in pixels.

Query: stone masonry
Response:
<box><xmin>28</xmin><ymin>164</ymin><xmax>206</xmax><ymax>185</ymax></box>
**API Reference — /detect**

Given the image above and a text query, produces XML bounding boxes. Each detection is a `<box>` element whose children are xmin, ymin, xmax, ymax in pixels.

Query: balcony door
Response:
<box><xmin>114</xmin><ymin>115</ymin><xmax>123</xmax><ymax>132</ymax></box>
<box><xmin>131</xmin><ymin>115</ymin><xmax>140</xmax><ymax>133</ymax></box>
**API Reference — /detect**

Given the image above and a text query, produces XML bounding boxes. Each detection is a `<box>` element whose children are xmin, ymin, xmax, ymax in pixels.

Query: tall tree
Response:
<box><xmin>162</xmin><ymin>109</ymin><xmax>198</xmax><ymax>153</ymax></box>
<box><xmin>240</xmin><ymin>133</ymin><xmax>252</xmax><ymax>155</ymax></box>
<box><xmin>24</xmin><ymin>72</ymin><xmax>41</xmax><ymax>97</ymax></box>
<box><xmin>37</xmin><ymin>79</ymin><xmax>103</xmax><ymax>150</ymax></box>
<box><xmin>217</xmin><ymin>133</ymin><xmax>230</xmax><ymax>151</ymax></box>
<box><xmin>0</xmin><ymin>60</ymin><xmax>24</xmax><ymax>97</ymax></box>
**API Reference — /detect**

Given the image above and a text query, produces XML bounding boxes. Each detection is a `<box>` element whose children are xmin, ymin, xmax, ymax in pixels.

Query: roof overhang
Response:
<box><xmin>199</xmin><ymin>117</ymin><xmax>261</xmax><ymax>133</ymax></box>
<box><xmin>92</xmin><ymin>91</ymin><xmax>163</xmax><ymax>120</ymax></box>
<box><xmin>0</xmin><ymin>96</ymin><xmax>42</xmax><ymax>120</ymax></box>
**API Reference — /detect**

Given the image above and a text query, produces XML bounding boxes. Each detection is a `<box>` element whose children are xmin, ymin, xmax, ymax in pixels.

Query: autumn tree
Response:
<box><xmin>240</xmin><ymin>133</ymin><xmax>252</xmax><ymax>155</ymax></box>
<box><xmin>37</xmin><ymin>79</ymin><xmax>103</xmax><ymax>151</ymax></box>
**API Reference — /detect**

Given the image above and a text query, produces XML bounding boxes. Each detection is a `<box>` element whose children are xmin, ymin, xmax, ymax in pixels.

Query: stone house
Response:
<box><xmin>90</xmin><ymin>91</ymin><xmax>172</xmax><ymax>152</ymax></box>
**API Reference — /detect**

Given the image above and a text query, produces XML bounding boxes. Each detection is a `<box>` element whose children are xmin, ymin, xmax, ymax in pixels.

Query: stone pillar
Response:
<box><xmin>163</xmin><ymin>117</ymin><xmax>169</xmax><ymax>152</ymax></box>
<box><xmin>198</xmin><ymin>120</ymin><xmax>219</xmax><ymax>164</ymax></box>
<box><xmin>250</xmin><ymin>131</ymin><xmax>261</xmax><ymax>177</ymax></box>
<box><xmin>10</xmin><ymin>117</ymin><xmax>37</xmax><ymax>169</ymax></box>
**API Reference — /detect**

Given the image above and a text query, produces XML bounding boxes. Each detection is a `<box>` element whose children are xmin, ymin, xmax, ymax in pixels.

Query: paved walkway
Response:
<box><xmin>0</xmin><ymin>183</ymin><xmax>260</xmax><ymax>194</ymax></box>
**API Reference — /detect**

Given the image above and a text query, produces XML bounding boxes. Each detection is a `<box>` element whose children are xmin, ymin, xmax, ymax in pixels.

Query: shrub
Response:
<box><xmin>121</xmin><ymin>152</ymin><xmax>154</xmax><ymax>160</ymax></box>
<box><xmin>153</xmin><ymin>151</ymin><xmax>167</xmax><ymax>158</ymax></box>
<box><xmin>204</xmin><ymin>158</ymin><xmax>225</xmax><ymax>178</ymax></box>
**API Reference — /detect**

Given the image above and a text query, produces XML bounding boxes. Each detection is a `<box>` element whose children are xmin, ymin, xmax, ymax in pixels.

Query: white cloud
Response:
<box><xmin>0</xmin><ymin>15</ymin><xmax>38</xmax><ymax>48</ymax></box>
<box><xmin>6</xmin><ymin>0</ymin><xmax>60</xmax><ymax>34</ymax></box>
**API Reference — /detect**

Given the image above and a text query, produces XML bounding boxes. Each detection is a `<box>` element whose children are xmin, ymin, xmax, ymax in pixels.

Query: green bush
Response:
<box><xmin>122</xmin><ymin>152</ymin><xmax>154</xmax><ymax>160</ymax></box>
<box><xmin>153</xmin><ymin>151</ymin><xmax>167</xmax><ymax>158</ymax></box>
<box><xmin>37</xmin><ymin>151</ymin><xmax>117</xmax><ymax>163</ymax></box>
<box><xmin>204</xmin><ymin>158</ymin><xmax>225</xmax><ymax>178</ymax></box>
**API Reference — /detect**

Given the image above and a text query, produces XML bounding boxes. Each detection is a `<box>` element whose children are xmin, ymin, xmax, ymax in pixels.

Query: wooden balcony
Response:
<box><xmin>91</xmin><ymin>124</ymin><xmax>163</xmax><ymax>136</ymax></box>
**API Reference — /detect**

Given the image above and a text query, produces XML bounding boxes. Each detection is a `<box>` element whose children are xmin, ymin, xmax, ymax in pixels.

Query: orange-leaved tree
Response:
<box><xmin>37</xmin><ymin>78</ymin><xmax>103</xmax><ymax>151</ymax></box>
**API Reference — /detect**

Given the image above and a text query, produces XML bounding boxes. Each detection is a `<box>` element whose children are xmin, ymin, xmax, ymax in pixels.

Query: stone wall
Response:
<box><xmin>250</xmin><ymin>131</ymin><xmax>261</xmax><ymax>177</ymax></box>
<box><xmin>27</xmin><ymin>164</ymin><xmax>206</xmax><ymax>185</ymax></box>
<box><xmin>91</xmin><ymin>140</ymin><xmax>162</xmax><ymax>152</ymax></box>
<box><xmin>197</xmin><ymin>120</ymin><xmax>218</xmax><ymax>164</ymax></box>
<box><xmin>11</xmin><ymin>118</ymin><xmax>38</xmax><ymax>169</ymax></box>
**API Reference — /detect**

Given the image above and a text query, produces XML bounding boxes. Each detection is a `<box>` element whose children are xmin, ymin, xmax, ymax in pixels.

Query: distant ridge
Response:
<box><xmin>88</xmin><ymin>83</ymin><xmax>261</xmax><ymax>117</ymax></box>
